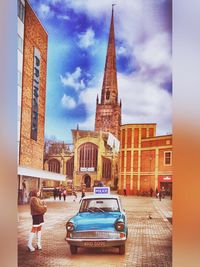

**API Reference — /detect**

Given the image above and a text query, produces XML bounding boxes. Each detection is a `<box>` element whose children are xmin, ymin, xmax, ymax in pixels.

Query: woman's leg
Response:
<box><xmin>36</xmin><ymin>226</ymin><xmax>42</xmax><ymax>249</ymax></box>
<box><xmin>28</xmin><ymin>227</ymin><xmax>37</xmax><ymax>251</ymax></box>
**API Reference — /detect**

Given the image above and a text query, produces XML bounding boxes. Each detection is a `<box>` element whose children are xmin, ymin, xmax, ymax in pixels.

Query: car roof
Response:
<box><xmin>82</xmin><ymin>195</ymin><xmax>120</xmax><ymax>200</ymax></box>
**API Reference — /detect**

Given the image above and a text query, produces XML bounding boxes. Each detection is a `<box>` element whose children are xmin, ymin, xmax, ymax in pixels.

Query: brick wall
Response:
<box><xmin>19</xmin><ymin>1</ymin><xmax>48</xmax><ymax>169</ymax></box>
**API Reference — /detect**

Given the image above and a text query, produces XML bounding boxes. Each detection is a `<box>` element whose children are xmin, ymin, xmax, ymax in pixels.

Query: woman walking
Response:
<box><xmin>27</xmin><ymin>189</ymin><xmax>47</xmax><ymax>252</ymax></box>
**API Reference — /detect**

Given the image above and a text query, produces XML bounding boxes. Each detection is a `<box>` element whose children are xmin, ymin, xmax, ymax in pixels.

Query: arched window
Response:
<box><xmin>48</xmin><ymin>159</ymin><xmax>60</xmax><ymax>173</ymax></box>
<box><xmin>78</xmin><ymin>143</ymin><xmax>98</xmax><ymax>171</ymax></box>
<box><xmin>106</xmin><ymin>90</ymin><xmax>110</xmax><ymax>100</ymax></box>
<box><xmin>102</xmin><ymin>157</ymin><xmax>111</xmax><ymax>179</ymax></box>
<box><xmin>66</xmin><ymin>156</ymin><xmax>74</xmax><ymax>179</ymax></box>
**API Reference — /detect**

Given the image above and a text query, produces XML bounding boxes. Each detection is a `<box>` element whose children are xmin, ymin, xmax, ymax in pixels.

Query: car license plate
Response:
<box><xmin>83</xmin><ymin>241</ymin><xmax>106</xmax><ymax>247</ymax></box>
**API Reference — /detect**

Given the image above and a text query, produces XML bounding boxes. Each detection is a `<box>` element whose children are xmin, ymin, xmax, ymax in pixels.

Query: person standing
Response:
<box><xmin>150</xmin><ymin>187</ymin><xmax>153</xmax><ymax>197</ymax></box>
<box><xmin>159</xmin><ymin>191</ymin><xmax>162</xmax><ymax>201</ymax></box>
<box><xmin>27</xmin><ymin>189</ymin><xmax>47</xmax><ymax>252</ymax></box>
<box><xmin>155</xmin><ymin>188</ymin><xmax>158</xmax><ymax>198</ymax></box>
<box><xmin>123</xmin><ymin>189</ymin><xmax>127</xmax><ymax>196</ymax></box>
<box><xmin>58</xmin><ymin>187</ymin><xmax>62</xmax><ymax>201</ymax></box>
<box><xmin>63</xmin><ymin>187</ymin><xmax>67</xmax><ymax>201</ymax></box>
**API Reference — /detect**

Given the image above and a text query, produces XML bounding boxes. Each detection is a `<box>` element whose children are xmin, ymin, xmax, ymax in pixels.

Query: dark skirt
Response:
<box><xmin>32</xmin><ymin>214</ymin><xmax>44</xmax><ymax>227</ymax></box>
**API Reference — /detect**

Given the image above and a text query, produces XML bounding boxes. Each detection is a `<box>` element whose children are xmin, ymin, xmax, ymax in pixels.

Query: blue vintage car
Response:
<box><xmin>65</xmin><ymin>188</ymin><xmax>128</xmax><ymax>255</ymax></box>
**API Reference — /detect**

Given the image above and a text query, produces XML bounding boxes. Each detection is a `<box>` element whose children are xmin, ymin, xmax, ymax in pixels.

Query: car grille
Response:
<box><xmin>71</xmin><ymin>231</ymin><xmax>120</xmax><ymax>239</ymax></box>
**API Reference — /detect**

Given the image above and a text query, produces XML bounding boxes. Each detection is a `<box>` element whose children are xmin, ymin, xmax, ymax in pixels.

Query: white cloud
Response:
<box><xmin>60</xmin><ymin>67</ymin><xmax>85</xmax><ymax>91</ymax></box>
<box><xmin>56</xmin><ymin>0</ymin><xmax>172</xmax><ymax>134</ymax></box>
<box><xmin>61</xmin><ymin>94</ymin><xmax>76</xmax><ymax>109</ymax></box>
<box><xmin>78</xmin><ymin>27</ymin><xmax>95</xmax><ymax>49</ymax></box>
<box><xmin>38</xmin><ymin>4</ymin><xmax>54</xmax><ymax>19</ymax></box>
<box><xmin>116</xmin><ymin>46</ymin><xmax>127</xmax><ymax>56</ymax></box>
<box><xmin>118</xmin><ymin>72</ymin><xmax>172</xmax><ymax>135</ymax></box>
<box><xmin>57</xmin><ymin>14</ymin><xmax>70</xmax><ymax>20</ymax></box>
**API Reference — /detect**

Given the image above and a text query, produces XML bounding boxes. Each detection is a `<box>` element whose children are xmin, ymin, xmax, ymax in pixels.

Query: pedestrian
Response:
<box><xmin>159</xmin><ymin>191</ymin><xmax>162</xmax><ymax>201</ymax></box>
<box><xmin>150</xmin><ymin>187</ymin><xmax>153</xmax><ymax>197</ymax></box>
<box><xmin>155</xmin><ymin>188</ymin><xmax>158</xmax><ymax>198</ymax></box>
<box><xmin>81</xmin><ymin>188</ymin><xmax>85</xmax><ymax>198</ymax></box>
<box><xmin>22</xmin><ymin>180</ymin><xmax>27</xmax><ymax>204</ymax></box>
<box><xmin>123</xmin><ymin>189</ymin><xmax>127</xmax><ymax>196</ymax></box>
<box><xmin>79</xmin><ymin>188</ymin><xmax>85</xmax><ymax>203</ymax></box>
<box><xmin>58</xmin><ymin>187</ymin><xmax>62</xmax><ymax>200</ymax></box>
<box><xmin>27</xmin><ymin>189</ymin><xmax>47</xmax><ymax>252</ymax></box>
<box><xmin>53</xmin><ymin>187</ymin><xmax>57</xmax><ymax>200</ymax></box>
<box><xmin>63</xmin><ymin>187</ymin><xmax>67</xmax><ymax>201</ymax></box>
<box><xmin>72</xmin><ymin>189</ymin><xmax>77</xmax><ymax>202</ymax></box>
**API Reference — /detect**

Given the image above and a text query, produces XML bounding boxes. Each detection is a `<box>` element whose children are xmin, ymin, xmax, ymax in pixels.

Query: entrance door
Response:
<box><xmin>84</xmin><ymin>175</ymin><xmax>91</xmax><ymax>188</ymax></box>
<box><xmin>160</xmin><ymin>182</ymin><xmax>172</xmax><ymax>196</ymax></box>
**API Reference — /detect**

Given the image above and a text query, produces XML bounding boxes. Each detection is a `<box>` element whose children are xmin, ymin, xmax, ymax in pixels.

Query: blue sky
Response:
<box><xmin>29</xmin><ymin>0</ymin><xmax>172</xmax><ymax>143</ymax></box>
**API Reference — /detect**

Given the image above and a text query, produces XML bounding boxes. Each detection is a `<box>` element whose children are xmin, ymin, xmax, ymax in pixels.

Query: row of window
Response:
<box><xmin>18</xmin><ymin>34</ymin><xmax>23</xmax><ymax>53</ymax></box>
<box><xmin>18</xmin><ymin>0</ymin><xmax>25</xmax><ymax>23</ymax></box>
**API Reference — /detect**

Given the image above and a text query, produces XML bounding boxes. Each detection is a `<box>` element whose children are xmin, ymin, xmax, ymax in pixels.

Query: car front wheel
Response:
<box><xmin>70</xmin><ymin>245</ymin><xmax>78</xmax><ymax>255</ymax></box>
<box><xmin>119</xmin><ymin>244</ymin><xmax>125</xmax><ymax>255</ymax></box>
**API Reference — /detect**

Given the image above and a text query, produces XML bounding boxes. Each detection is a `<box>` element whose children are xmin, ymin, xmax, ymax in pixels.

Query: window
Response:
<box><xmin>78</xmin><ymin>142</ymin><xmax>98</xmax><ymax>171</ymax></box>
<box><xmin>80</xmin><ymin>198</ymin><xmax>119</xmax><ymax>213</ymax></box>
<box><xmin>18</xmin><ymin>71</ymin><xmax>22</xmax><ymax>87</ymax></box>
<box><xmin>18</xmin><ymin>34</ymin><xmax>23</xmax><ymax>53</ymax></box>
<box><xmin>106</xmin><ymin>90</ymin><xmax>110</xmax><ymax>100</ymax></box>
<box><xmin>102</xmin><ymin>157</ymin><xmax>111</xmax><ymax>179</ymax></box>
<box><xmin>66</xmin><ymin>156</ymin><xmax>74</xmax><ymax>178</ymax></box>
<box><xmin>164</xmin><ymin>151</ymin><xmax>172</xmax><ymax>165</ymax></box>
<box><xmin>18</xmin><ymin>0</ymin><xmax>25</xmax><ymax>23</ymax></box>
<box><xmin>48</xmin><ymin>159</ymin><xmax>60</xmax><ymax>173</ymax></box>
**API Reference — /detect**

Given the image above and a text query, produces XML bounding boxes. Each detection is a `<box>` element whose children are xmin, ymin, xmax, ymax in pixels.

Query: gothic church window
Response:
<box><xmin>106</xmin><ymin>90</ymin><xmax>110</xmax><ymax>100</ymax></box>
<box><xmin>48</xmin><ymin>159</ymin><xmax>60</xmax><ymax>173</ymax></box>
<box><xmin>78</xmin><ymin>143</ymin><xmax>98</xmax><ymax>171</ymax></box>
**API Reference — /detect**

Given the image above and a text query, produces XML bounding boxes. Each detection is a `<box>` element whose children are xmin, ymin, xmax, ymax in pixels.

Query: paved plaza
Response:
<box><xmin>18</xmin><ymin>193</ymin><xmax>172</xmax><ymax>267</ymax></box>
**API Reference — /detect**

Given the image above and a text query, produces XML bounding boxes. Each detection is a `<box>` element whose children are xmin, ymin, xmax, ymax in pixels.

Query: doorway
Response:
<box><xmin>84</xmin><ymin>175</ymin><xmax>91</xmax><ymax>188</ymax></box>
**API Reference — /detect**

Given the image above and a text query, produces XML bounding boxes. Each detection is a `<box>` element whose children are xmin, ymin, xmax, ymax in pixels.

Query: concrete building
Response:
<box><xmin>119</xmin><ymin>124</ymin><xmax>172</xmax><ymax>196</ymax></box>
<box><xmin>17</xmin><ymin>0</ymin><xmax>65</xmax><ymax>202</ymax></box>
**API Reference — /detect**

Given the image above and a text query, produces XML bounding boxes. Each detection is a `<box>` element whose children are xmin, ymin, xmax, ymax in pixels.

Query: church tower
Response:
<box><xmin>95</xmin><ymin>5</ymin><xmax>121</xmax><ymax>139</ymax></box>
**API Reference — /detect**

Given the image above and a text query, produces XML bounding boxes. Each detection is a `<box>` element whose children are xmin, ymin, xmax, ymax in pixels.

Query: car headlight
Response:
<box><xmin>66</xmin><ymin>222</ymin><xmax>75</xmax><ymax>232</ymax></box>
<box><xmin>115</xmin><ymin>221</ymin><xmax>125</xmax><ymax>231</ymax></box>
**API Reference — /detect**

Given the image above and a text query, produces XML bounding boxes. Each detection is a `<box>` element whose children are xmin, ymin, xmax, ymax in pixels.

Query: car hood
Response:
<box><xmin>71</xmin><ymin>212</ymin><xmax>123</xmax><ymax>231</ymax></box>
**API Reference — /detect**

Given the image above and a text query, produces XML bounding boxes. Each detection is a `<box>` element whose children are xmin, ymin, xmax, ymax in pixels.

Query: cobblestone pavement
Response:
<box><xmin>18</xmin><ymin>193</ymin><xmax>172</xmax><ymax>267</ymax></box>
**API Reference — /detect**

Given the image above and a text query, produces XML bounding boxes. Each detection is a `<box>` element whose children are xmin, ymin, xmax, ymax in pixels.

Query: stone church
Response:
<box><xmin>44</xmin><ymin>7</ymin><xmax>172</xmax><ymax>196</ymax></box>
<box><xmin>44</xmin><ymin>7</ymin><xmax>121</xmax><ymax>189</ymax></box>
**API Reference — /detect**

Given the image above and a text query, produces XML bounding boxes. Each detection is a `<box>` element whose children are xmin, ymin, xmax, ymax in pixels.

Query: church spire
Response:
<box><xmin>95</xmin><ymin>5</ymin><xmax>121</xmax><ymax>139</ymax></box>
<box><xmin>101</xmin><ymin>5</ymin><xmax>118</xmax><ymax>105</ymax></box>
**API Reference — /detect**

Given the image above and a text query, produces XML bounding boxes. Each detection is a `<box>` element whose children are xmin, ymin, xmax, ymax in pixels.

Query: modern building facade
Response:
<box><xmin>17</xmin><ymin>0</ymin><xmax>65</xmax><ymax>202</ymax></box>
<box><xmin>118</xmin><ymin>124</ymin><xmax>172</xmax><ymax>196</ymax></box>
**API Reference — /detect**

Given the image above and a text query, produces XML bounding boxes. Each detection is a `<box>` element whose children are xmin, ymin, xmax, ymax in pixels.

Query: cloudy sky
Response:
<box><xmin>29</xmin><ymin>0</ymin><xmax>172</xmax><ymax>142</ymax></box>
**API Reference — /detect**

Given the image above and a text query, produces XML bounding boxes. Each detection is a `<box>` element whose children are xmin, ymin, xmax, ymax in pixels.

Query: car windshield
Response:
<box><xmin>79</xmin><ymin>198</ymin><xmax>120</xmax><ymax>213</ymax></box>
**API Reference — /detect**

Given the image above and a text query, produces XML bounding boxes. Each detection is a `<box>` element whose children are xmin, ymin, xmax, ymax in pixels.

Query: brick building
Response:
<box><xmin>17</xmin><ymin>0</ymin><xmax>65</xmax><ymax>202</ymax></box>
<box><xmin>119</xmin><ymin>124</ymin><xmax>172</xmax><ymax>196</ymax></box>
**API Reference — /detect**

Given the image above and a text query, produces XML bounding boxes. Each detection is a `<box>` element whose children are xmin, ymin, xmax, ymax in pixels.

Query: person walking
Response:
<box><xmin>58</xmin><ymin>187</ymin><xmax>62</xmax><ymax>201</ymax></box>
<box><xmin>27</xmin><ymin>189</ymin><xmax>47</xmax><ymax>252</ymax></box>
<box><xmin>53</xmin><ymin>187</ymin><xmax>57</xmax><ymax>200</ymax></box>
<box><xmin>159</xmin><ymin>191</ymin><xmax>162</xmax><ymax>201</ymax></box>
<box><xmin>72</xmin><ymin>189</ymin><xmax>77</xmax><ymax>202</ymax></box>
<box><xmin>63</xmin><ymin>187</ymin><xmax>67</xmax><ymax>201</ymax></box>
<box><xmin>79</xmin><ymin>188</ymin><xmax>85</xmax><ymax>203</ymax></box>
